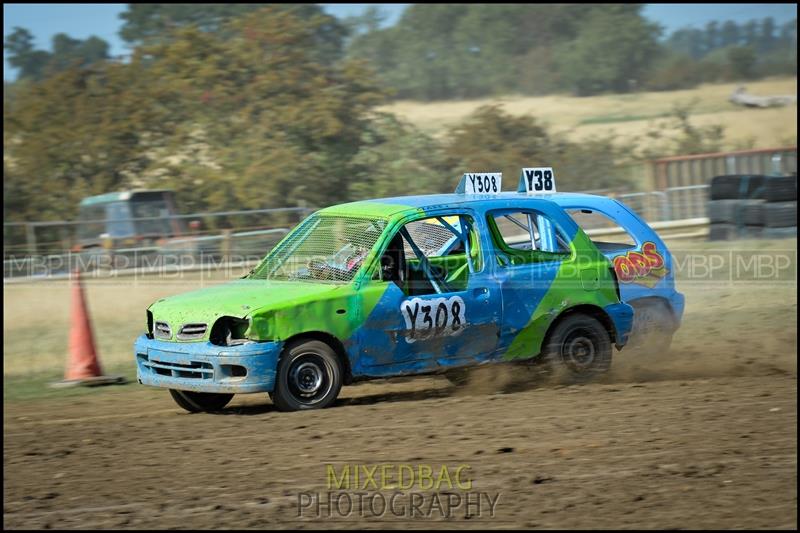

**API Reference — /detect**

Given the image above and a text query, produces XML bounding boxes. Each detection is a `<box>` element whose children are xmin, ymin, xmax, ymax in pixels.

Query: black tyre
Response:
<box><xmin>708</xmin><ymin>199</ymin><xmax>741</xmax><ymax>224</ymax></box>
<box><xmin>272</xmin><ymin>339</ymin><xmax>342</xmax><ymax>412</ymax></box>
<box><xmin>708</xmin><ymin>223</ymin><xmax>737</xmax><ymax>241</ymax></box>
<box><xmin>627</xmin><ymin>299</ymin><xmax>676</xmax><ymax>354</ymax></box>
<box><xmin>764</xmin><ymin>201</ymin><xmax>797</xmax><ymax>228</ymax></box>
<box><xmin>741</xmin><ymin>199</ymin><xmax>765</xmax><ymax>226</ymax></box>
<box><xmin>709</xmin><ymin>175</ymin><xmax>766</xmax><ymax>200</ymax></box>
<box><xmin>542</xmin><ymin>313</ymin><xmax>612</xmax><ymax>382</ymax></box>
<box><xmin>762</xmin><ymin>226</ymin><xmax>797</xmax><ymax>239</ymax></box>
<box><xmin>169</xmin><ymin>389</ymin><xmax>233</xmax><ymax>413</ymax></box>
<box><xmin>763</xmin><ymin>176</ymin><xmax>797</xmax><ymax>202</ymax></box>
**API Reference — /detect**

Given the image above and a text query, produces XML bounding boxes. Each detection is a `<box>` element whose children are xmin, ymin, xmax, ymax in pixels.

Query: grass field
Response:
<box><xmin>381</xmin><ymin>77</ymin><xmax>798</xmax><ymax>150</ymax></box>
<box><xmin>3</xmin><ymin>238</ymin><xmax>796</xmax><ymax>388</ymax></box>
<box><xmin>2</xmin><ymin>268</ymin><xmax>242</xmax><ymax>377</ymax></box>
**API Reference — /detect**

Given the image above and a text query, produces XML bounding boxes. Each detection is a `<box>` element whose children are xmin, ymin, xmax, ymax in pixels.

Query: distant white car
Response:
<box><xmin>729</xmin><ymin>86</ymin><xmax>797</xmax><ymax>108</ymax></box>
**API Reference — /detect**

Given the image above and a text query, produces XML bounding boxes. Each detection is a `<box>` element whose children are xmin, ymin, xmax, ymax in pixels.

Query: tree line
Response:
<box><xmin>2</xmin><ymin>4</ymin><xmax>785</xmax><ymax>223</ymax></box>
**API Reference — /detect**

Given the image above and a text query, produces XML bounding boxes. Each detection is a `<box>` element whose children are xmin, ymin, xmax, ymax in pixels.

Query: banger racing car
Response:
<box><xmin>134</xmin><ymin>168</ymin><xmax>684</xmax><ymax>412</ymax></box>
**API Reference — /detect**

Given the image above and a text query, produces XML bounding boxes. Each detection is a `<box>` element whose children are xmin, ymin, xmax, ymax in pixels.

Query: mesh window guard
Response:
<box><xmin>249</xmin><ymin>215</ymin><xmax>388</xmax><ymax>283</ymax></box>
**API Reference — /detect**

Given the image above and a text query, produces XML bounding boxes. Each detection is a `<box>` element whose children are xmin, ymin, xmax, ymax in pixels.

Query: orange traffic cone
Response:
<box><xmin>51</xmin><ymin>269</ymin><xmax>125</xmax><ymax>388</ymax></box>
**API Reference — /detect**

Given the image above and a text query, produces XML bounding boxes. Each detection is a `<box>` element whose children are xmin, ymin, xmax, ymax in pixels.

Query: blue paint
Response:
<box><xmin>603</xmin><ymin>302</ymin><xmax>636</xmax><ymax>347</ymax></box>
<box><xmin>134</xmin><ymin>335</ymin><xmax>281</xmax><ymax>393</ymax></box>
<box><xmin>550</xmin><ymin>196</ymin><xmax>686</xmax><ymax>327</ymax></box>
<box><xmin>352</xmin><ymin>208</ymin><xmax>502</xmax><ymax>377</ymax></box>
<box><xmin>135</xmin><ymin>190</ymin><xmax>673</xmax><ymax>395</ymax></box>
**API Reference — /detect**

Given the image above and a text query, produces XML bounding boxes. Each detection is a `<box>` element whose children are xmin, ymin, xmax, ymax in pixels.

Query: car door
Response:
<box><xmin>487</xmin><ymin>207</ymin><xmax>574</xmax><ymax>359</ymax></box>
<box><xmin>353</xmin><ymin>210</ymin><xmax>501</xmax><ymax>376</ymax></box>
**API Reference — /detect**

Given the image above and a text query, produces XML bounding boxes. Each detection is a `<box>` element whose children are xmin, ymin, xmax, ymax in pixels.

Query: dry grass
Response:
<box><xmin>2</xmin><ymin>269</ymin><xmax>239</xmax><ymax>376</ymax></box>
<box><xmin>381</xmin><ymin>77</ymin><xmax>798</xmax><ymax>150</ymax></box>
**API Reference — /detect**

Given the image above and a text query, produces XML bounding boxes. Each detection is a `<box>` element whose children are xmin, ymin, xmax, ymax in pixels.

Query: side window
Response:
<box><xmin>488</xmin><ymin>210</ymin><xmax>570</xmax><ymax>266</ymax></box>
<box><xmin>565</xmin><ymin>208</ymin><xmax>637</xmax><ymax>253</ymax></box>
<box><xmin>377</xmin><ymin>215</ymin><xmax>481</xmax><ymax>295</ymax></box>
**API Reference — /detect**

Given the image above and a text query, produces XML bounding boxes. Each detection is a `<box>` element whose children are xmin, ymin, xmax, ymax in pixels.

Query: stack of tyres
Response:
<box><xmin>761</xmin><ymin>176</ymin><xmax>797</xmax><ymax>239</ymax></box>
<box><xmin>708</xmin><ymin>174</ymin><xmax>797</xmax><ymax>241</ymax></box>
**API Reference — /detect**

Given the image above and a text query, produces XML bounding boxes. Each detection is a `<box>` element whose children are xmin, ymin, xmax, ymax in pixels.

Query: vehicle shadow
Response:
<box><xmin>336</xmin><ymin>386</ymin><xmax>455</xmax><ymax>407</ymax></box>
<box><xmin>213</xmin><ymin>403</ymin><xmax>277</xmax><ymax>415</ymax></box>
<box><xmin>209</xmin><ymin>365</ymin><xmax>569</xmax><ymax>414</ymax></box>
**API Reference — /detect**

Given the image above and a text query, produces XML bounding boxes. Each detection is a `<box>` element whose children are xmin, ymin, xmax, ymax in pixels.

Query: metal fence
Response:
<box><xmin>607</xmin><ymin>185</ymin><xmax>709</xmax><ymax>223</ymax></box>
<box><xmin>3</xmin><ymin>207</ymin><xmax>314</xmax><ymax>279</ymax></box>
<box><xmin>3</xmin><ymin>206</ymin><xmax>313</xmax><ymax>257</ymax></box>
<box><xmin>651</xmin><ymin>146</ymin><xmax>797</xmax><ymax>190</ymax></box>
<box><xmin>4</xmin><ymin>186</ymin><xmax>718</xmax><ymax>281</ymax></box>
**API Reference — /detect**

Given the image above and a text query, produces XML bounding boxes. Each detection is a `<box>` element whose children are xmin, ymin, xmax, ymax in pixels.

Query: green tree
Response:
<box><xmin>442</xmin><ymin>105</ymin><xmax>632</xmax><ymax>191</ymax></box>
<box><xmin>727</xmin><ymin>46</ymin><xmax>757</xmax><ymax>79</ymax></box>
<box><xmin>4</xmin><ymin>27</ymin><xmax>50</xmax><ymax>80</ymax></box>
<box><xmin>556</xmin><ymin>6</ymin><xmax>662</xmax><ymax>95</ymax></box>
<box><xmin>346</xmin><ymin>4</ymin><xmax>617</xmax><ymax>100</ymax></box>
<box><xmin>640</xmin><ymin>101</ymin><xmax>725</xmax><ymax>159</ymax></box>
<box><xmin>4</xmin><ymin>27</ymin><xmax>110</xmax><ymax>82</ymax></box>
<box><xmin>759</xmin><ymin>17</ymin><xmax>776</xmax><ymax>52</ymax></box>
<box><xmin>118</xmin><ymin>3</ymin><xmax>347</xmax><ymax>64</ymax></box>
<box><xmin>124</xmin><ymin>6</ymin><xmax>386</xmax><ymax>210</ymax></box>
<box><xmin>350</xmin><ymin>113</ymin><xmax>450</xmax><ymax>199</ymax></box>
<box><xmin>47</xmin><ymin>33</ymin><xmax>109</xmax><ymax>74</ymax></box>
<box><xmin>720</xmin><ymin>20</ymin><xmax>740</xmax><ymax>47</ymax></box>
<box><xmin>704</xmin><ymin>21</ymin><xmax>719</xmax><ymax>54</ymax></box>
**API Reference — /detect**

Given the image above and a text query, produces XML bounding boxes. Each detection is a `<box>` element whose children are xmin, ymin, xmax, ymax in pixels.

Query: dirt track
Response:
<box><xmin>4</xmin><ymin>248</ymin><xmax>798</xmax><ymax>529</ymax></box>
<box><xmin>4</xmin><ymin>362</ymin><xmax>797</xmax><ymax>529</ymax></box>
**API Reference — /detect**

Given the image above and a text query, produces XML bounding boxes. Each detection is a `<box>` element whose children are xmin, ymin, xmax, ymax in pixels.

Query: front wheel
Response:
<box><xmin>542</xmin><ymin>313</ymin><xmax>612</xmax><ymax>383</ymax></box>
<box><xmin>271</xmin><ymin>339</ymin><xmax>342</xmax><ymax>412</ymax></box>
<box><xmin>169</xmin><ymin>389</ymin><xmax>233</xmax><ymax>413</ymax></box>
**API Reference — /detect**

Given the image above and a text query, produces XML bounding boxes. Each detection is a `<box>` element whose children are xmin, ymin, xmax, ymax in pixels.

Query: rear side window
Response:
<box><xmin>565</xmin><ymin>208</ymin><xmax>637</xmax><ymax>253</ymax></box>
<box><xmin>488</xmin><ymin>210</ymin><xmax>570</xmax><ymax>266</ymax></box>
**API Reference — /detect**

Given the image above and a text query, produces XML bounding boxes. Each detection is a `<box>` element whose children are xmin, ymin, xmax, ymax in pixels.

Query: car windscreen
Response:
<box><xmin>248</xmin><ymin>214</ymin><xmax>388</xmax><ymax>284</ymax></box>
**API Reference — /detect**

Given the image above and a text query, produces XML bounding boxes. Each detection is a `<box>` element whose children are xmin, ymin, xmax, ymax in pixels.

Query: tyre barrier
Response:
<box><xmin>708</xmin><ymin>199</ymin><xmax>741</xmax><ymax>224</ymax></box>
<box><xmin>741</xmin><ymin>199</ymin><xmax>765</xmax><ymax>226</ymax></box>
<box><xmin>707</xmin><ymin>174</ymin><xmax>797</xmax><ymax>241</ymax></box>
<box><xmin>763</xmin><ymin>201</ymin><xmax>797</xmax><ymax>228</ymax></box>
<box><xmin>764</xmin><ymin>176</ymin><xmax>797</xmax><ymax>202</ymax></box>
<box><xmin>709</xmin><ymin>175</ymin><xmax>767</xmax><ymax>200</ymax></box>
<box><xmin>708</xmin><ymin>223</ymin><xmax>737</xmax><ymax>241</ymax></box>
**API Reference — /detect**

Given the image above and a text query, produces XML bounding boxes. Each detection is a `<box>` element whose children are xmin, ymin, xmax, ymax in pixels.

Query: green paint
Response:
<box><xmin>503</xmin><ymin>230</ymin><xmax>619</xmax><ymax>360</ymax></box>
<box><xmin>145</xmin><ymin>203</ymin><xmax>423</xmax><ymax>344</ymax></box>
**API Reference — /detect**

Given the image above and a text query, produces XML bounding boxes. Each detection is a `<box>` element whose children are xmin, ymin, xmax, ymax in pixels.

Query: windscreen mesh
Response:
<box><xmin>402</xmin><ymin>219</ymin><xmax>458</xmax><ymax>258</ymax></box>
<box><xmin>249</xmin><ymin>214</ymin><xmax>387</xmax><ymax>283</ymax></box>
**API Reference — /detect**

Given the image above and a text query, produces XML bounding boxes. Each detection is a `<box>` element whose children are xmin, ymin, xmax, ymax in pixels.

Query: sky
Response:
<box><xmin>4</xmin><ymin>3</ymin><xmax>798</xmax><ymax>81</ymax></box>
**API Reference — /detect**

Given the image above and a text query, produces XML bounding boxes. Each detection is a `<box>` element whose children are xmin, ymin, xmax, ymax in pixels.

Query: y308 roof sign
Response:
<box><xmin>455</xmin><ymin>167</ymin><xmax>557</xmax><ymax>195</ymax></box>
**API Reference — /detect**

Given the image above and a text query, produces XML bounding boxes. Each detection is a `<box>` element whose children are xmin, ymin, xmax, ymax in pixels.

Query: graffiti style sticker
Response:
<box><xmin>401</xmin><ymin>296</ymin><xmax>466</xmax><ymax>343</ymax></box>
<box><xmin>613</xmin><ymin>241</ymin><xmax>668</xmax><ymax>288</ymax></box>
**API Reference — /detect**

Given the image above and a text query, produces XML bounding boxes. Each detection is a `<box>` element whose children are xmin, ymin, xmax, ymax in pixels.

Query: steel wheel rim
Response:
<box><xmin>562</xmin><ymin>329</ymin><xmax>597</xmax><ymax>370</ymax></box>
<box><xmin>287</xmin><ymin>353</ymin><xmax>333</xmax><ymax>405</ymax></box>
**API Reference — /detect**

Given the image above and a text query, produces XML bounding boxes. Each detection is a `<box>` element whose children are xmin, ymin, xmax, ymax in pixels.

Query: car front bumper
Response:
<box><xmin>134</xmin><ymin>335</ymin><xmax>282</xmax><ymax>394</ymax></box>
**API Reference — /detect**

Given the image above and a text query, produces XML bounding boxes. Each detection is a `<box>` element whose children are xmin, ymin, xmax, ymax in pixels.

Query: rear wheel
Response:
<box><xmin>271</xmin><ymin>339</ymin><xmax>342</xmax><ymax>412</ymax></box>
<box><xmin>542</xmin><ymin>313</ymin><xmax>612</xmax><ymax>382</ymax></box>
<box><xmin>169</xmin><ymin>389</ymin><xmax>233</xmax><ymax>413</ymax></box>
